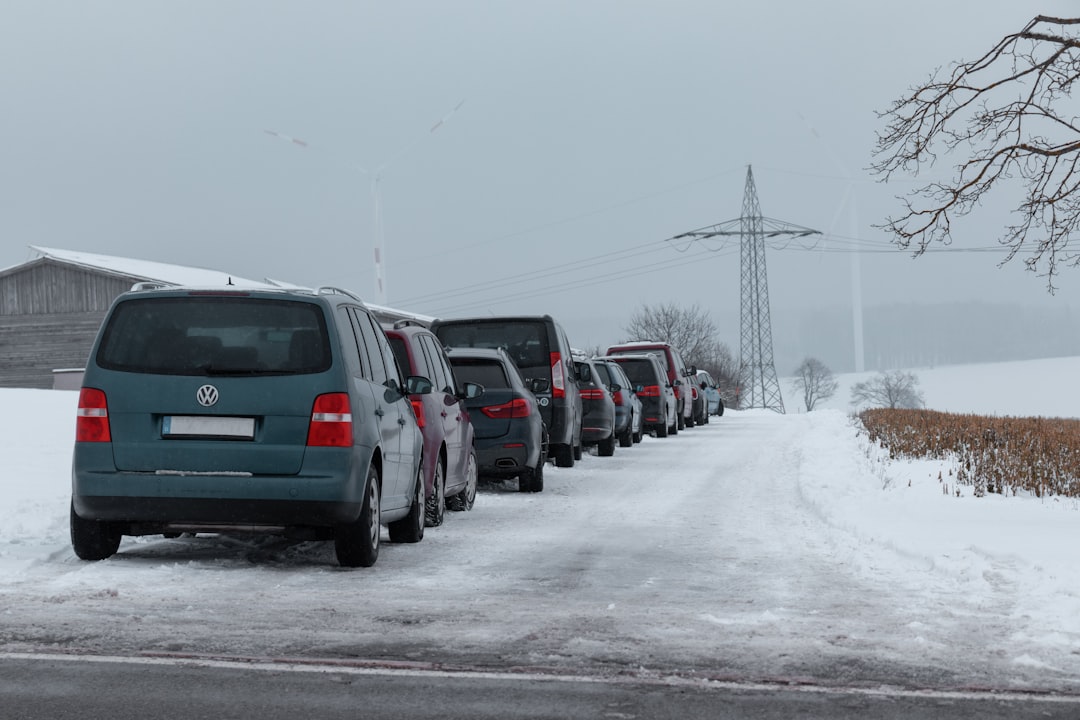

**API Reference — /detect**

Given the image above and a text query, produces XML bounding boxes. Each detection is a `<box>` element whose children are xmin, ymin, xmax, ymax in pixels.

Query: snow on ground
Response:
<box><xmin>2</xmin><ymin>357</ymin><xmax>1080</xmax><ymax>689</ymax></box>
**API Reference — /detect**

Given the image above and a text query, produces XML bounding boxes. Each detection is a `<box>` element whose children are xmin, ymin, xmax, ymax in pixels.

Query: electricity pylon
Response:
<box><xmin>670</xmin><ymin>166</ymin><xmax>820</xmax><ymax>413</ymax></box>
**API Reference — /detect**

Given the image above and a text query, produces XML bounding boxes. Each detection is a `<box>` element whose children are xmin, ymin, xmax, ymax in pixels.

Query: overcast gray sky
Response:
<box><xmin>2</xmin><ymin>1</ymin><xmax>1075</xmax><ymax>358</ymax></box>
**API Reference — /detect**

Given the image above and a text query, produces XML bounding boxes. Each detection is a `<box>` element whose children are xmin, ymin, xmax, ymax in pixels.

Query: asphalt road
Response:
<box><xmin>3</xmin><ymin>654</ymin><xmax>1079</xmax><ymax>720</ymax></box>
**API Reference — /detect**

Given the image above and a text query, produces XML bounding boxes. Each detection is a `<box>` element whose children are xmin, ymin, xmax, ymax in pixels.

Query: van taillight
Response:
<box><xmin>410</xmin><ymin>398</ymin><xmax>425</xmax><ymax>429</ymax></box>
<box><xmin>579</xmin><ymin>388</ymin><xmax>604</xmax><ymax>400</ymax></box>
<box><xmin>550</xmin><ymin>352</ymin><xmax>565</xmax><ymax>399</ymax></box>
<box><xmin>637</xmin><ymin>385</ymin><xmax>661</xmax><ymax>397</ymax></box>
<box><xmin>76</xmin><ymin>388</ymin><xmax>111</xmax><ymax>442</ymax></box>
<box><xmin>307</xmin><ymin>393</ymin><xmax>352</xmax><ymax>447</ymax></box>
<box><xmin>481</xmin><ymin>397</ymin><xmax>531</xmax><ymax>419</ymax></box>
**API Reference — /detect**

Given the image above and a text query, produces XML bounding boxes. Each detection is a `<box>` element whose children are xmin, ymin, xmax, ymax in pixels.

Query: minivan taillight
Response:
<box><xmin>307</xmin><ymin>393</ymin><xmax>352</xmax><ymax>447</ymax></box>
<box><xmin>550</xmin><ymin>352</ymin><xmax>566</xmax><ymax>399</ymax></box>
<box><xmin>637</xmin><ymin>385</ymin><xmax>661</xmax><ymax>397</ymax></box>
<box><xmin>76</xmin><ymin>388</ymin><xmax>111</xmax><ymax>442</ymax></box>
<box><xmin>481</xmin><ymin>397</ymin><xmax>532</xmax><ymax>419</ymax></box>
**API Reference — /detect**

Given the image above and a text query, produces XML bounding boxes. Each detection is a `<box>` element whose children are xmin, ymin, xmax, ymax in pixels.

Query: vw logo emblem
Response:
<box><xmin>196</xmin><ymin>385</ymin><xmax>219</xmax><ymax>407</ymax></box>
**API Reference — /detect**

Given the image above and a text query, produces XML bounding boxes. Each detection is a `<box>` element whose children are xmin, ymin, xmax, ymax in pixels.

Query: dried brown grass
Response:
<box><xmin>858</xmin><ymin>409</ymin><xmax>1080</xmax><ymax>498</ymax></box>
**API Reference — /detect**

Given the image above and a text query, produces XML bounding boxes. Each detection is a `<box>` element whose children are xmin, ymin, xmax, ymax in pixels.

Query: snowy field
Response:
<box><xmin>2</xmin><ymin>356</ymin><xmax>1080</xmax><ymax>690</ymax></box>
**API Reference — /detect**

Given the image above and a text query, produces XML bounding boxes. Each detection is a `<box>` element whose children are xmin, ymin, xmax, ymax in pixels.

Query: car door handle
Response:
<box><xmin>441</xmin><ymin>410</ymin><xmax>448</xmax><ymax>418</ymax></box>
<box><xmin>375</xmin><ymin>407</ymin><xmax>385</xmax><ymax>418</ymax></box>
<box><xmin>398</xmin><ymin>417</ymin><xmax>407</xmax><ymax>426</ymax></box>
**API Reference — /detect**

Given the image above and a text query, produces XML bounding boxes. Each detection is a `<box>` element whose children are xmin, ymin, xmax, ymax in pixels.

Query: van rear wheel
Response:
<box><xmin>335</xmin><ymin>464</ymin><xmax>380</xmax><ymax>567</ymax></box>
<box><xmin>389</xmin><ymin>459</ymin><xmax>426</xmax><ymax>544</ymax></box>
<box><xmin>553</xmin><ymin>443</ymin><xmax>575</xmax><ymax>468</ymax></box>
<box><xmin>424</xmin><ymin>457</ymin><xmax>446</xmax><ymax>527</ymax></box>
<box><xmin>519</xmin><ymin>461</ymin><xmax>544</xmax><ymax>493</ymax></box>
<box><xmin>447</xmin><ymin>449</ymin><xmax>477</xmax><ymax>512</ymax></box>
<box><xmin>70</xmin><ymin>501</ymin><xmax>121</xmax><ymax>561</ymax></box>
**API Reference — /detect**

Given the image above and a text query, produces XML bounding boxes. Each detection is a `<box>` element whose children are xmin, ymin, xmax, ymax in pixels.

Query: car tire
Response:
<box><xmin>655</xmin><ymin>421</ymin><xmax>669</xmax><ymax>438</ymax></box>
<box><xmin>686</xmin><ymin>412</ymin><xmax>695</xmax><ymax>428</ymax></box>
<box><xmin>573</xmin><ymin>440</ymin><xmax>583</xmax><ymax>461</ymax></box>
<box><xmin>424</xmin><ymin>456</ymin><xmax>446</xmax><ymax>527</ymax></box>
<box><xmin>598</xmin><ymin>432</ymin><xmax>616</xmax><ymax>457</ymax></box>
<box><xmin>677</xmin><ymin>412</ymin><xmax>685</xmax><ymax>431</ymax></box>
<box><xmin>335</xmin><ymin>464</ymin><xmax>380</xmax><ymax>568</ymax></box>
<box><xmin>70</xmin><ymin>501</ymin><xmax>121</xmax><ymax>561</ymax></box>
<box><xmin>632</xmin><ymin>426</ymin><xmax>643</xmax><ymax>443</ymax></box>
<box><xmin>618</xmin><ymin>425</ymin><xmax>633</xmax><ymax>448</ymax></box>
<box><xmin>519</xmin><ymin>461</ymin><xmax>544</xmax><ymax>493</ymax></box>
<box><xmin>389</xmin><ymin>459</ymin><xmax>426</xmax><ymax>544</ymax></box>
<box><xmin>554</xmin><ymin>443</ymin><xmax>574</xmax><ymax>468</ymax></box>
<box><xmin>670</xmin><ymin>418</ymin><xmax>678</xmax><ymax>436</ymax></box>
<box><xmin>446</xmin><ymin>449</ymin><xmax>477</xmax><ymax>512</ymax></box>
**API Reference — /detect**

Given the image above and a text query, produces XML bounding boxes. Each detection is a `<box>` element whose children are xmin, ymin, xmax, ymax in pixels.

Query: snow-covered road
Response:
<box><xmin>2</xmin><ymin>389</ymin><xmax>1079</xmax><ymax>692</ymax></box>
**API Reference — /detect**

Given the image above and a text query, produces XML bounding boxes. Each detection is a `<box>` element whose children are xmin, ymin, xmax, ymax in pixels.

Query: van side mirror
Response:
<box><xmin>406</xmin><ymin>375</ymin><xmax>433</xmax><ymax>395</ymax></box>
<box><xmin>460</xmin><ymin>381</ymin><xmax>484</xmax><ymax>399</ymax></box>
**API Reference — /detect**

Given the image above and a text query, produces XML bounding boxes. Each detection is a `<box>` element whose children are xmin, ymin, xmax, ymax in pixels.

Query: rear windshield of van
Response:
<box><xmin>436</xmin><ymin>321</ymin><xmax>550</xmax><ymax>373</ymax></box>
<box><xmin>96</xmin><ymin>297</ymin><xmax>331</xmax><ymax>376</ymax></box>
<box><xmin>609</xmin><ymin>346</ymin><xmax>670</xmax><ymax>372</ymax></box>
<box><xmin>613</xmin><ymin>358</ymin><xmax>658</xmax><ymax>387</ymax></box>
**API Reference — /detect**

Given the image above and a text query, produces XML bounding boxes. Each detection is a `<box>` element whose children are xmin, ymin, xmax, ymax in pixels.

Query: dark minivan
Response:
<box><xmin>431</xmin><ymin>315</ymin><xmax>583</xmax><ymax>468</ymax></box>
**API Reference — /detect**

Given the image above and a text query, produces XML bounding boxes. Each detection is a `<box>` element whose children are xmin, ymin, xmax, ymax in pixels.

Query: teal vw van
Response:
<box><xmin>71</xmin><ymin>284</ymin><xmax>426</xmax><ymax>567</ymax></box>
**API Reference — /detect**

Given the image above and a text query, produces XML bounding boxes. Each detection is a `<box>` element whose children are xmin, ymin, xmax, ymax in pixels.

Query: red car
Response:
<box><xmin>385</xmin><ymin>322</ymin><xmax>479</xmax><ymax>527</ymax></box>
<box><xmin>605</xmin><ymin>341</ymin><xmax>695</xmax><ymax>431</ymax></box>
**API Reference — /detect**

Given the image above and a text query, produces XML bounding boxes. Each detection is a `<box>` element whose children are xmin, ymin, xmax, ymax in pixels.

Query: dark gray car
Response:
<box><xmin>446</xmin><ymin>347</ymin><xmax>548</xmax><ymax>493</ymax></box>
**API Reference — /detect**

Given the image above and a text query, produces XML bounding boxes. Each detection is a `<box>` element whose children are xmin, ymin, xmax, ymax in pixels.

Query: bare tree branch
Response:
<box><xmin>872</xmin><ymin>15</ymin><xmax>1080</xmax><ymax>289</ymax></box>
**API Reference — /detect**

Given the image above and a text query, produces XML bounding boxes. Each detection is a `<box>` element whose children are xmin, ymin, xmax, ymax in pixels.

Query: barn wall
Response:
<box><xmin>0</xmin><ymin>311</ymin><xmax>107</xmax><ymax>389</ymax></box>
<box><xmin>0</xmin><ymin>260</ymin><xmax>139</xmax><ymax>388</ymax></box>
<box><xmin>0</xmin><ymin>260</ymin><xmax>136</xmax><ymax>315</ymax></box>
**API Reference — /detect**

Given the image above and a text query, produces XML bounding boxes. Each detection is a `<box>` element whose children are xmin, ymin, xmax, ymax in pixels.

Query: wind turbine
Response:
<box><xmin>798</xmin><ymin>113</ymin><xmax>865</xmax><ymax>373</ymax></box>
<box><xmin>264</xmin><ymin>99</ymin><xmax>465</xmax><ymax>304</ymax></box>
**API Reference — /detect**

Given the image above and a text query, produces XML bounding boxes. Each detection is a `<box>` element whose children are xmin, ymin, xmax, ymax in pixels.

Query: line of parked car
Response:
<box><xmin>69</xmin><ymin>284</ymin><xmax>724</xmax><ymax>568</ymax></box>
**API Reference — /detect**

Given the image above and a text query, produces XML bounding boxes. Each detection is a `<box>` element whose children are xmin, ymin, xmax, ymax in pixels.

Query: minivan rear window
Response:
<box><xmin>609</xmin><ymin>346</ymin><xmax>670</xmax><ymax>372</ymax></box>
<box><xmin>436</xmin><ymin>321</ymin><xmax>550</xmax><ymax>371</ymax></box>
<box><xmin>96</xmin><ymin>297</ymin><xmax>331</xmax><ymax>376</ymax></box>
<box><xmin>614</xmin><ymin>359</ymin><xmax>656</xmax><ymax>386</ymax></box>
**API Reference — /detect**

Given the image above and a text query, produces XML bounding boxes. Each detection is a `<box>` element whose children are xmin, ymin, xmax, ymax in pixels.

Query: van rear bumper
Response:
<box><xmin>73</xmin><ymin>493</ymin><xmax>362</xmax><ymax>528</ymax></box>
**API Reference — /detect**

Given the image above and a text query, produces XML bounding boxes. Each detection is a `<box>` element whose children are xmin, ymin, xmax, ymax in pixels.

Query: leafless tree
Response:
<box><xmin>850</xmin><ymin>370</ymin><xmax>925</xmax><ymax>410</ymax></box>
<box><xmin>621</xmin><ymin>302</ymin><xmax>738</xmax><ymax>391</ymax></box>
<box><xmin>871</xmin><ymin>15</ymin><xmax>1080</xmax><ymax>289</ymax></box>
<box><xmin>793</xmin><ymin>357</ymin><xmax>838</xmax><ymax>411</ymax></box>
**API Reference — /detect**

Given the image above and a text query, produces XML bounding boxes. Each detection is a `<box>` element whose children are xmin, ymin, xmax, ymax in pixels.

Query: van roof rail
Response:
<box><xmin>317</xmin><ymin>286</ymin><xmax>364</xmax><ymax>303</ymax></box>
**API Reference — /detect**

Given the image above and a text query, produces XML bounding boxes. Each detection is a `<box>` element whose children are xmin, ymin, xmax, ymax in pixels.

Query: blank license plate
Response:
<box><xmin>163</xmin><ymin>416</ymin><xmax>255</xmax><ymax>439</ymax></box>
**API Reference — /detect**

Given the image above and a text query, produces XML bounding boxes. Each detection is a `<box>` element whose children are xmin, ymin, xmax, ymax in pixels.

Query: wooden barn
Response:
<box><xmin>0</xmin><ymin>246</ymin><xmax>433</xmax><ymax>390</ymax></box>
<box><xmin>0</xmin><ymin>247</ymin><xmax>264</xmax><ymax>390</ymax></box>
